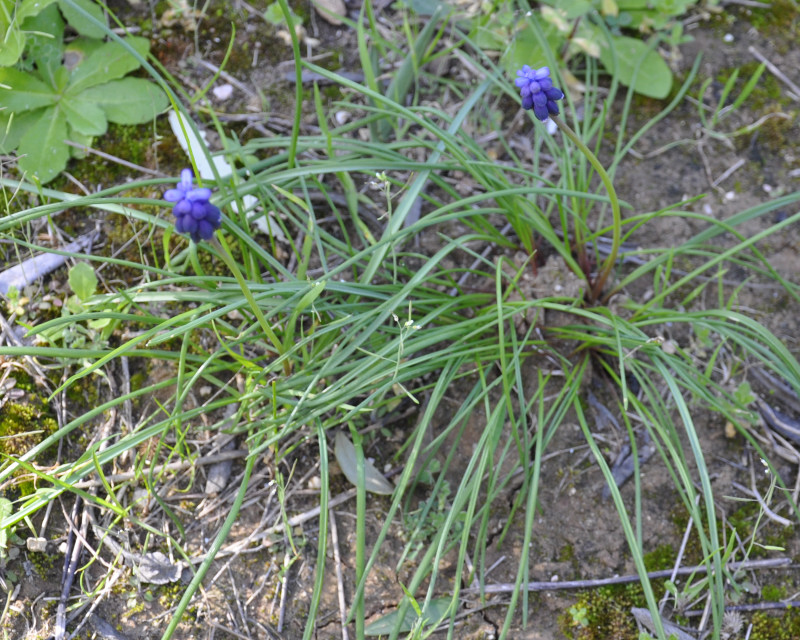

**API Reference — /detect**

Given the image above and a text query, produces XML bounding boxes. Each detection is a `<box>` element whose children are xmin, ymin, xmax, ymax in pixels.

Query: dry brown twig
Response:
<box><xmin>461</xmin><ymin>557</ymin><xmax>791</xmax><ymax>594</ymax></box>
<box><xmin>749</xmin><ymin>45</ymin><xmax>800</xmax><ymax>102</ymax></box>
<box><xmin>329</xmin><ymin>503</ymin><xmax>350</xmax><ymax>640</ymax></box>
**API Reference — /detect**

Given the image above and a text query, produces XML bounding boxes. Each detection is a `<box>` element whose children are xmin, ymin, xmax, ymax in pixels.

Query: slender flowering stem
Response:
<box><xmin>513</xmin><ymin>66</ymin><xmax>620</xmax><ymax>301</ymax></box>
<box><xmin>212</xmin><ymin>235</ymin><xmax>292</xmax><ymax>376</ymax></box>
<box><xmin>164</xmin><ymin>169</ymin><xmax>291</xmax><ymax>374</ymax></box>
<box><xmin>550</xmin><ymin>115</ymin><xmax>622</xmax><ymax>302</ymax></box>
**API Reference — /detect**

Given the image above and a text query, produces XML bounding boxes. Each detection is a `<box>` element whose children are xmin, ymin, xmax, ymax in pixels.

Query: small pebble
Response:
<box><xmin>27</xmin><ymin>537</ymin><xmax>48</xmax><ymax>552</ymax></box>
<box><xmin>212</xmin><ymin>83</ymin><xmax>233</xmax><ymax>101</ymax></box>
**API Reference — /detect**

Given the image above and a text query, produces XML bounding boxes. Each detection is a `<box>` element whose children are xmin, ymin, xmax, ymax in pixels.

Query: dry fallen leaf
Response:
<box><xmin>313</xmin><ymin>0</ymin><xmax>346</xmax><ymax>25</ymax></box>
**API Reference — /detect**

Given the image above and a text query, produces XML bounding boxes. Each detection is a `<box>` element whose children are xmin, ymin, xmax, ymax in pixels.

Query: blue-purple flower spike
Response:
<box><xmin>515</xmin><ymin>65</ymin><xmax>565</xmax><ymax>122</ymax></box>
<box><xmin>164</xmin><ymin>168</ymin><xmax>222</xmax><ymax>243</ymax></box>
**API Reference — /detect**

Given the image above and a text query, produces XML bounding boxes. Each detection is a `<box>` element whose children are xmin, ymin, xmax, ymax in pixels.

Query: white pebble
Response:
<box><xmin>212</xmin><ymin>83</ymin><xmax>234</xmax><ymax>100</ymax></box>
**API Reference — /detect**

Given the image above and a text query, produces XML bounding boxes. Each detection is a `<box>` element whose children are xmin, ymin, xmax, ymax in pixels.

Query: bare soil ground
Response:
<box><xmin>2</xmin><ymin>2</ymin><xmax>800</xmax><ymax>639</ymax></box>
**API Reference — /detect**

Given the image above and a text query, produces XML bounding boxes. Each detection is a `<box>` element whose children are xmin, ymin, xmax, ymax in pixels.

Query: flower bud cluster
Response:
<box><xmin>164</xmin><ymin>168</ymin><xmax>222</xmax><ymax>243</ymax></box>
<box><xmin>515</xmin><ymin>65</ymin><xmax>564</xmax><ymax>122</ymax></box>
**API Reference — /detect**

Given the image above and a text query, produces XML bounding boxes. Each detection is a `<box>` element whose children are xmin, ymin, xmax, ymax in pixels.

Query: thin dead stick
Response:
<box><xmin>64</xmin><ymin>567</ymin><xmax>125</xmax><ymax>640</ymax></box>
<box><xmin>632</xmin><ymin>607</ymin><xmax>696</xmax><ymax>640</ymax></box>
<box><xmin>70</xmin><ymin>449</ymin><xmax>250</xmax><ymax>488</ymax></box>
<box><xmin>56</xmin><ymin>498</ymin><xmax>90</xmax><ymax>640</ymax></box>
<box><xmin>191</xmin><ymin>56</ymin><xmax>259</xmax><ymax>100</ymax></box>
<box><xmin>688</xmin><ymin>600</ymin><xmax>800</xmax><ymax>615</ymax></box>
<box><xmin>732</xmin><ymin>481</ymin><xmax>792</xmax><ymax>527</ymax></box>
<box><xmin>712</xmin><ymin>158</ymin><xmax>745</xmax><ymax>188</ymax></box>
<box><xmin>660</xmin><ymin>501</ymin><xmax>695</xmax><ymax>614</ymax></box>
<box><xmin>277</xmin><ymin>550</ymin><xmax>291</xmax><ymax>633</ymax></box>
<box><xmin>207</xmin><ymin>621</ymin><xmax>254</xmax><ymax>640</ymax></box>
<box><xmin>62</xmin><ymin>140</ymin><xmax>163</xmax><ymax>176</ymax></box>
<box><xmin>749</xmin><ymin>46</ymin><xmax>800</xmax><ymax>101</ymax></box>
<box><xmin>461</xmin><ymin>557</ymin><xmax>791</xmax><ymax>594</ymax></box>
<box><xmin>211</xmin><ymin>487</ymin><xmax>359</xmax><ymax>557</ymax></box>
<box><xmin>55</xmin><ymin>497</ymin><xmax>82</xmax><ymax>640</ymax></box>
<box><xmin>329</xmin><ymin>503</ymin><xmax>350</xmax><ymax>640</ymax></box>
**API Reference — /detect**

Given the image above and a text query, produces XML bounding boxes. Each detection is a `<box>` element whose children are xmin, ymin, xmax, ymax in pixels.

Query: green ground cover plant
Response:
<box><xmin>0</xmin><ymin>0</ymin><xmax>167</xmax><ymax>183</ymax></box>
<box><xmin>0</xmin><ymin>1</ymin><xmax>798</xmax><ymax>639</ymax></box>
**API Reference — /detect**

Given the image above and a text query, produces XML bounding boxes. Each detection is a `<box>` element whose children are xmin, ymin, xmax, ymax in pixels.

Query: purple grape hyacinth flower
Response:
<box><xmin>164</xmin><ymin>168</ymin><xmax>222</xmax><ymax>243</ymax></box>
<box><xmin>515</xmin><ymin>65</ymin><xmax>564</xmax><ymax>122</ymax></box>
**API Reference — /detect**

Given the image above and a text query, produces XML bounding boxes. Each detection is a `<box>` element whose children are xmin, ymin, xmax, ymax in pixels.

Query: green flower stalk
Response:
<box><xmin>515</xmin><ymin>66</ymin><xmax>622</xmax><ymax>301</ymax></box>
<box><xmin>164</xmin><ymin>171</ymin><xmax>290</xmax><ymax>375</ymax></box>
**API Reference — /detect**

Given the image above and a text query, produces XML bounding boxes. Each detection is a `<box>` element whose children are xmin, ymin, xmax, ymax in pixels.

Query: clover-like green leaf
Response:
<box><xmin>22</xmin><ymin>3</ymin><xmax>65</xmax><ymax>87</ymax></box>
<box><xmin>0</xmin><ymin>0</ymin><xmax>59</xmax><ymax>66</ymax></box>
<box><xmin>502</xmin><ymin>20</ymin><xmax>560</xmax><ymax>80</ymax></box>
<box><xmin>17</xmin><ymin>106</ymin><xmax>69</xmax><ymax>184</ymax></box>
<box><xmin>17</xmin><ymin>0</ymin><xmax>59</xmax><ymax>21</ymax></box>
<box><xmin>66</xmin><ymin>36</ymin><xmax>150</xmax><ymax>94</ymax></box>
<box><xmin>0</xmin><ymin>110</ymin><xmax>42</xmax><ymax>153</ymax></box>
<box><xmin>81</xmin><ymin>78</ymin><xmax>168</xmax><ymax>124</ymax></box>
<box><xmin>63</xmin><ymin>35</ymin><xmax>104</xmax><ymax>68</ymax></box>
<box><xmin>66</xmin><ymin>129</ymin><xmax>94</xmax><ymax>158</ymax></box>
<box><xmin>0</xmin><ymin>22</ymin><xmax>25</xmax><ymax>66</ymax></box>
<box><xmin>364</xmin><ymin>598</ymin><xmax>452</xmax><ymax>635</ymax></box>
<box><xmin>68</xmin><ymin>262</ymin><xmax>98</xmax><ymax>301</ymax></box>
<box><xmin>599</xmin><ymin>35</ymin><xmax>672</xmax><ymax>99</ymax></box>
<box><xmin>57</xmin><ymin>0</ymin><xmax>106</xmax><ymax>38</ymax></box>
<box><xmin>62</xmin><ymin>96</ymin><xmax>107</xmax><ymax>136</ymax></box>
<box><xmin>0</xmin><ymin>68</ymin><xmax>58</xmax><ymax>112</ymax></box>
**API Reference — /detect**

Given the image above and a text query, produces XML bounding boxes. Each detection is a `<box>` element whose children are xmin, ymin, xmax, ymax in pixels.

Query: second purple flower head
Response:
<box><xmin>515</xmin><ymin>65</ymin><xmax>564</xmax><ymax>122</ymax></box>
<box><xmin>164</xmin><ymin>168</ymin><xmax>222</xmax><ymax>243</ymax></box>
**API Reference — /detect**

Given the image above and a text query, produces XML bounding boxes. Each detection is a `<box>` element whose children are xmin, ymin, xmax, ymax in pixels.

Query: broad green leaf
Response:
<box><xmin>0</xmin><ymin>497</ymin><xmax>11</xmax><ymax>519</ymax></box>
<box><xmin>68</xmin><ymin>262</ymin><xmax>97</xmax><ymax>301</ymax></box>
<box><xmin>0</xmin><ymin>109</ymin><xmax>43</xmax><ymax>153</ymax></box>
<box><xmin>398</xmin><ymin>0</ymin><xmax>442</xmax><ymax>15</ymax></box>
<box><xmin>502</xmin><ymin>20</ymin><xmax>560</xmax><ymax>78</ymax></box>
<box><xmin>598</xmin><ymin>35</ymin><xmax>672</xmax><ymax>99</ymax></box>
<box><xmin>52</xmin><ymin>65</ymin><xmax>69</xmax><ymax>91</ymax></box>
<box><xmin>17</xmin><ymin>106</ymin><xmax>69</xmax><ymax>184</ymax></box>
<box><xmin>263</xmin><ymin>1</ymin><xmax>302</xmax><ymax>26</ymax></box>
<box><xmin>0</xmin><ymin>23</ymin><xmax>25</xmax><ymax>66</ymax></box>
<box><xmin>17</xmin><ymin>0</ymin><xmax>58</xmax><ymax>21</ymax></box>
<box><xmin>63</xmin><ymin>35</ymin><xmax>103</xmax><ymax>68</ymax></box>
<box><xmin>334</xmin><ymin>431</ymin><xmax>395</xmax><ymax>495</ymax></box>
<box><xmin>62</xmin><ymin>96</ymin><xmax>107</xmax><ymax>135</ymax></box>
<box><xmin>66</xmin><ymin>36</ymin><xmax>149</xmax><ymax>94</ymax></box>
<box><xmin>474</xmin><ymin>24</ymin><xmax>507</xmax><ymax>50</ymax></box>
<box><xmin>602</xmin><ymin>0</ymin><xmax>619</xmax><ymax>16</ymax></box>
<box><xmin>0</xmin><ymin>496</ymin><xmax>11</xmax><ymax>554</ymax></box>
<box><xmin>364</xmin><ymin>598</ymin><xmax>452</xmax><ymax>635</ymax></box>
<box><xmin>66</xmin><ymin>129</ymin><xmax>93</xmax><ymax>158</ymax></box>
<box><xmin>653</xmin><ymin>0</ymin><xmax>696</xmax><ymax>16</ymax></box>
<box><xmin>57</xmin><ymin>0</ymin><xmax>107</xmax><ymax>37</ymax></box>
<box><xmin>81</xmin><ymin>78</ymin><xmax>168</xmax><ymax>124</ymax></box>
<box><xmin>0</xmin><ymin>68</ymin><xmax>58</xmax><ymax>112</ymax></box>
<box><xmin>615</xmin><ymin>0</ymin><xmax>650</xmax><ymax>7</ymax></box>
<box><xmin>22</xmin><ymin>3</ymin><xmax>65</xmax><ymax>87</ymax></box>
<box><xmin>544</xmin><ymin>0</ymin><xmax>593</xmax><ymax>19</ymax></box>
